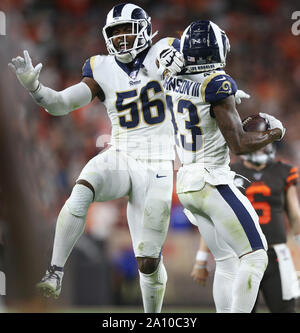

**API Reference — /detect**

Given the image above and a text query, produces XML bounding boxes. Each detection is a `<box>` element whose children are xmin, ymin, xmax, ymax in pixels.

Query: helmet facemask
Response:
<box><xmin>103</xmin><ymin>19</ymin><xmax>153</xmax><ymax>63</ymax></box>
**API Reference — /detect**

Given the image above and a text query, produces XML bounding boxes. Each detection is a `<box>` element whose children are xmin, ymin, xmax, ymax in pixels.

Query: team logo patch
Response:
<box><xmin>216</xmin><ymin>80</ymin><xmax>232</xmax><ymax>94</ymax></box>
<box><xmin>129</xmin><ymin>80</ymin><xmax>141</xmax><ymax>86</ymax></box>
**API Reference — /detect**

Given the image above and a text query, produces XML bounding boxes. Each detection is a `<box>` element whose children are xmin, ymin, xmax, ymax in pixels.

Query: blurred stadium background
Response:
<box><xmin>0</xmin><ymin>0</ymin><xmax>300</xmax><ymax>313</ymax></box>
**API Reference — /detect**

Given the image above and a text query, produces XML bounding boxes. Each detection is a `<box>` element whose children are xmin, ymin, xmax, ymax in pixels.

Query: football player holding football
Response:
<box><xmin>162</xmin><ymin>20</ymin><xmax>286</xmax><ymax>312</ymax></box>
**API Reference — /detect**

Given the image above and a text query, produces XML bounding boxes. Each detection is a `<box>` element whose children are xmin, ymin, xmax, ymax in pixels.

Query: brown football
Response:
<box><xmin>242</xmin><ymin>114</ymin><xmax>269</xmax><ymax>132</ymax></box>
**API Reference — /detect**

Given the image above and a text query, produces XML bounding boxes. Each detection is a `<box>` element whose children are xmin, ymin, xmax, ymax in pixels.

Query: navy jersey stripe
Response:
<box><xmin>113</xmin><ymin>3</ymin><xmax>126</xmax><ymax>18</ymax></box>
<box><xmin>216</xmin><ymin>184</ymin><xmax>264</xmax><ymax>251</ymax></box>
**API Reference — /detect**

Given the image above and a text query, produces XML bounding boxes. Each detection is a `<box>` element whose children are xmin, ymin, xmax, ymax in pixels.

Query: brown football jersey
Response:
<box><xmin>231</xmin><ymin>160</ymin><xmax>298</xmax><ymax>245</ymax></box>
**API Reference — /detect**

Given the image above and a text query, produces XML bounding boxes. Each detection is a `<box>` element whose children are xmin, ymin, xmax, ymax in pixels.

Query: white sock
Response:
<box><xmin>50</xmin><ymin>184</ymin><xmax>93</xmax><ymax>267</ymax></box>
<box><xmin>213</xmin><ymin>256</ymin><xmax>240</xmax><ymax>313</ymax></box>
<box><xmin>139</xmin><ymin>258</ymin><xmax>168</xmax><ymax>313</ymax></box>
<box><xmin>50</xmin><ymin>203</ymin><xmax>86</xmax><ymax>267</ymax></box>
<box><xmin>230</xmin><ymin>249</ymin><xmax>268</xmax><ymax>313</ymax></box>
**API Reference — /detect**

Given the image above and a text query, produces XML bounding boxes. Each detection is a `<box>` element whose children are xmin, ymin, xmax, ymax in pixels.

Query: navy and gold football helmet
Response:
<box><xmin>180</xmin><ymin>20</ymin><xmax>230</xmax><ymax>73</ymax></box>
<box><xmin>103</xmin><ymin>3</ymin><xmax>156</xmax><ymax>62</ymax></box>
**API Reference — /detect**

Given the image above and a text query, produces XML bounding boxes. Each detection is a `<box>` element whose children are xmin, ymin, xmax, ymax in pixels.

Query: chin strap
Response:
<box><xmin>116</xmin><ymin>31</ymin><xmax>158</xmax><ymax>64</ymax></box>
<box><xmin>117</xmin><ymin>30</ymin><xmax>158</xmax><ymax>63</ymax></box>
<box><xmin>116</xmin><ymin>51</ymin><xmax>136</xmax><ymax>63</ymax></box>
<box><xmin>151</xmin><ymin>30</ymin><xmax>159</xmax><ymax>40</ymax></box>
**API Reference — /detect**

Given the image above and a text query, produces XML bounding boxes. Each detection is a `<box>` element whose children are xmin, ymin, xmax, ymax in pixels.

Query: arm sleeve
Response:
<box><xmin>30</xmin><ymin>81</ymin><xmax>92</xmax><ymax>116</ymax></box>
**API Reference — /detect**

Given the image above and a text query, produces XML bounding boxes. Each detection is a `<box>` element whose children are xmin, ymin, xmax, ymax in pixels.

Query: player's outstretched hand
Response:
<box><xmin>259</xmin><ymin>112</ymin><xmax>286</xmax><ymax>140</ymax></box>
<box><xmin>235</xmin><ymin>89</ymin><xmax>250</xmax><ymax>104</ymax></box>
<box><xmin>8</xmin><ymin>50</ymin><xmax>42</xmax><ymax>92</ymax></box>
<box><xmin>157</xmin><ymin>46</ymin><xmax>185</xmax><ymax>76</ymax></box>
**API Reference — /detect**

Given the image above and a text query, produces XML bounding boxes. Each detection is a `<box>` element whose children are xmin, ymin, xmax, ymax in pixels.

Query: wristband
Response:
<box><xmin>196</xmin><ymin>250</ymin><xmax>209</xmax><ymax>262</ymax></box>
<box><xmin>295</xmin><ymin>234</ymin><xmax>300</xmax><ymax>247</ymax></box>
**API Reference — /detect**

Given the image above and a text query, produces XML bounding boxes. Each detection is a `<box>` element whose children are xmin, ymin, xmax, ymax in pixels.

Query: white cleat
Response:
<box><xmin>37</xmin><ymin>265</ymin><xmax>64</xmax><ymax>299</ymax></box>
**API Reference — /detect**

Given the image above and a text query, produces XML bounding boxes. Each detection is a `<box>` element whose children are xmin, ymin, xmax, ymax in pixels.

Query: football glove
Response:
<box><xmin>259</xmin><ymin>112</ymin><xmax>286</xmax><ymax>140</ymax></box>
<box><xmin>157</xmin><ymin>46</ymin><xmax>185</xmax><ymax>75</ymax></box>
<box><xmin>235</xmin><ymin>90</ymin><xmax>250</xmax><ymax>104</ymax></box>
<box><xmin>8</xmin><ymin>50</ymin><xmax>42</xmax><ymax>92</ymax></box>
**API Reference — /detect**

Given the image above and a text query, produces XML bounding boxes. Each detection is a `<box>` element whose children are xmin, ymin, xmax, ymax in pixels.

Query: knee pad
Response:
<box><xmin>65</xmin><ymin>183</ymin><xmax>94</xmax><ymax>217</ymax></box>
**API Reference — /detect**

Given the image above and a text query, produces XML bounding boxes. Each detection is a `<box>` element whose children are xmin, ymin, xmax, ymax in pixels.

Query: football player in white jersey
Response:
<box><xmin>163</xmin><ymin>20</ymin><xmax>286</xmax><ymax>312</ymax></box>
<box><xmin>9</xmin><ymin>3</ymin><xmax>187</xmax><ymax>313</ymax></box>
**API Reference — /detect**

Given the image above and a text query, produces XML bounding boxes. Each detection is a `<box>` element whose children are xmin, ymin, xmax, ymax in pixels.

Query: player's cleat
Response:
<box><xmin>37</xmin><ymin>265</ymin><xmax>64</xmax><ymax>299</ymax></box>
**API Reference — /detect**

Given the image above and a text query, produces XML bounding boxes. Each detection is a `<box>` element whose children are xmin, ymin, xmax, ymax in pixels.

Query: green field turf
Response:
<box><xmin>57</xmin><ymin>305</ymin><xmax>272</xmax><ymax>313</ymax></box>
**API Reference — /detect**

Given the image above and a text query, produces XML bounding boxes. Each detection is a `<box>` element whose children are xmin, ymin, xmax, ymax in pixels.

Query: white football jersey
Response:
<box><xmin>163</xmin><ymin>69</ymin><xmax>238</xmax><ymax>192</ymax></box>
<box><xmin>82</xmin><ymin>38</ymin><xmax>176</xmax><ymax>160</ymax></box>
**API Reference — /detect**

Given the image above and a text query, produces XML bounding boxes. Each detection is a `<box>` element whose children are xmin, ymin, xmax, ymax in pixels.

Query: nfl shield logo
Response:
<box><xmin>130</xmin><ymin>70</ymin><xmax>138</xmax><ymax>79</ymax></box>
